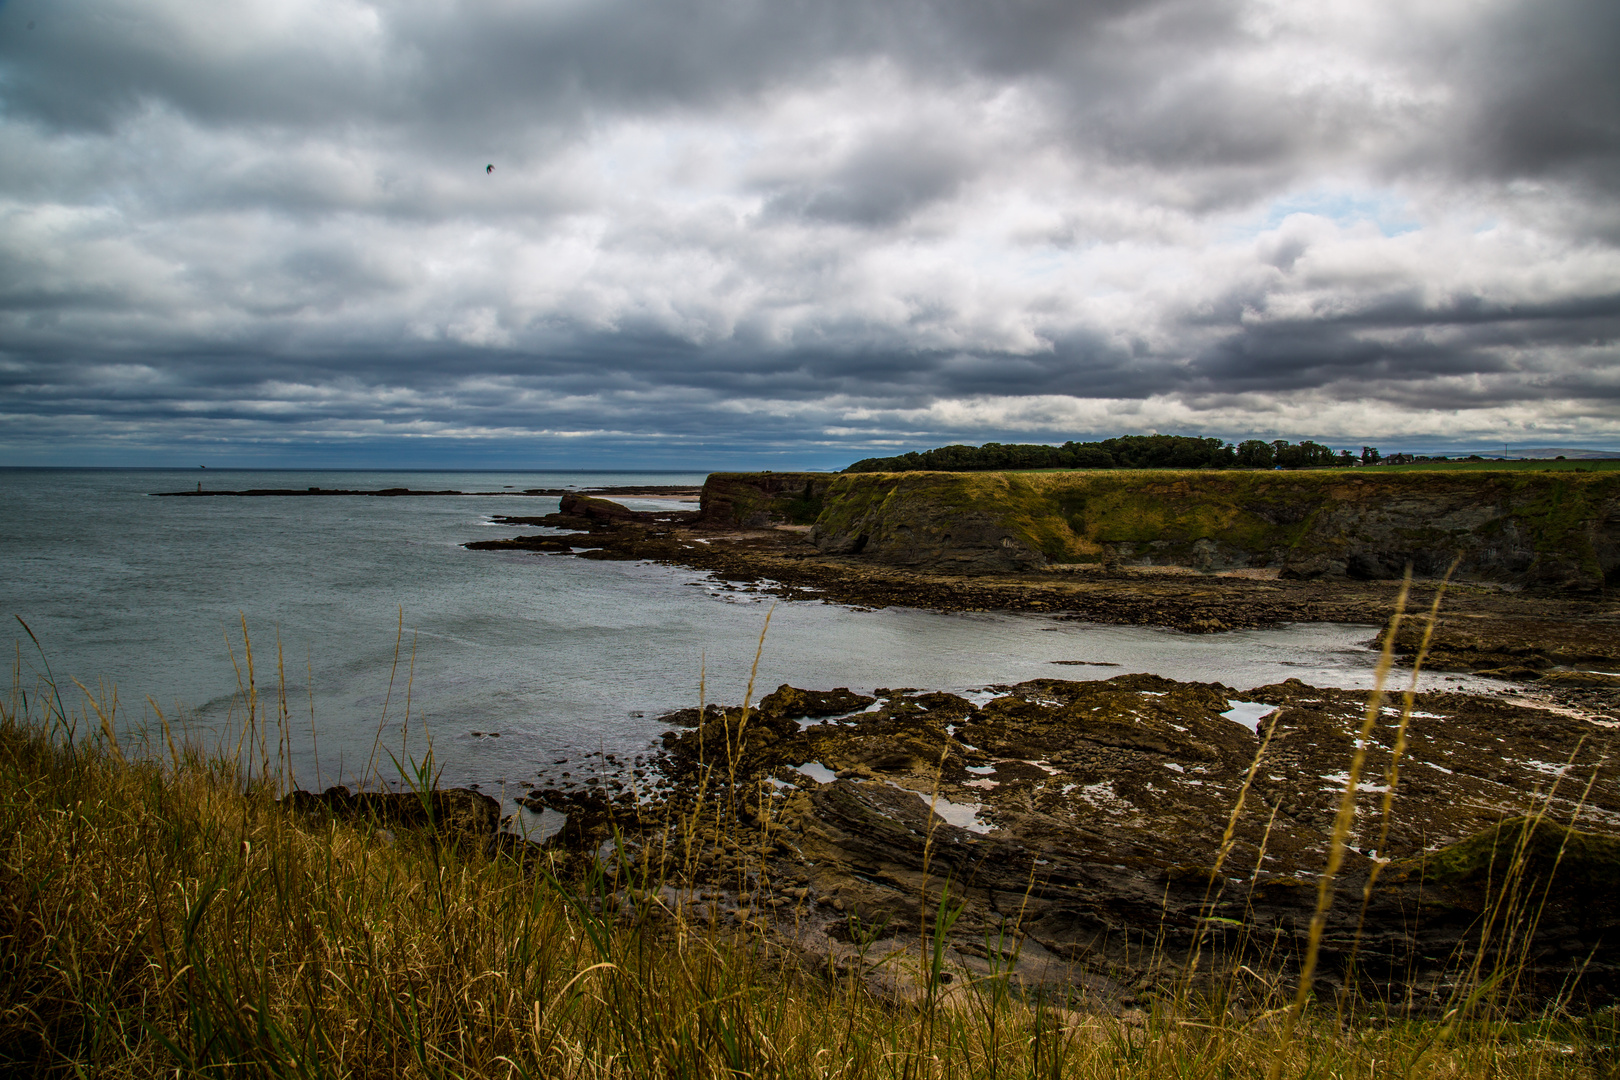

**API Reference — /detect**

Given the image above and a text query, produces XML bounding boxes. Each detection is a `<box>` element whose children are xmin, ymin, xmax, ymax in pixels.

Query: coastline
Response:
<box><xmin>5</xmin><ymin>468</ymin><xmax>1618</xmax><ymax>1074</ymax></box>
<box><xmin>467</xmin><ymin>491</ymin><xmax>1620</xmax><ymax>676</ymax></box>
<box><xmin>456</xmin><ymin>488</ymin><xmax>1620</xmax><ymax>1009</ymax></box>
<box><xmin>151</xmin><ymin>483</ymin><xmax>705</xmax><ymax>498</ymax></box>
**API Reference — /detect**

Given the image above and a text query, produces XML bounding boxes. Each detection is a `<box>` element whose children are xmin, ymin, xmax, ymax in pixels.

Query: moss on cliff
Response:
<box><xmin>1414</xmin><ymin>816</ymin><xmax>1620</xmax><ymax>892</ymax></box>
<box><xmin>797</xmin><ymin>468</ymin><xmax>1620</xmax><ymax>587</ymax></box>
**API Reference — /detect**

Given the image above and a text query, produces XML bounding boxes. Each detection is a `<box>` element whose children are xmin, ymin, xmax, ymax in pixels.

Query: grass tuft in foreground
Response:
<box><xmin>1</xmin><ymin>658</ymin><xmax>1615</xmax><ymax>1077</ymax></box>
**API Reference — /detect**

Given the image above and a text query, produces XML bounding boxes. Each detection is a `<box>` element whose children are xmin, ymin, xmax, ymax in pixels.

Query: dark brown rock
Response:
<box><xmin>757</xmin><ymin>684</ymin><xmax>876</xmax><ymax>719</ymax></box>
<box><xmin>699</xmin><ymin>473</ymin><xmax>833</xmax><ymax>528</ymax></box>
<box><xmin>463</xmin><ymin>534</ymin><xmax>580</xmax><ymax>552</ymax></box>
<box><xmin>559</xmin><ymin>492</ymin><xmax>639</xmax><ymax>523</ymax></box>
<box><xmin>634</xmin><ymin>675</ymin><xmax>1620</xmax><ymax>1009</ymax></box>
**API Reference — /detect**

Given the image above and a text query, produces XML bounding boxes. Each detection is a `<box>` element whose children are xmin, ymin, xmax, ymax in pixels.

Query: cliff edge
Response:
<box><xmin>776</xmin><ymin>470</ymin><xmax>1620</xmax><ymax>590</ymax></box>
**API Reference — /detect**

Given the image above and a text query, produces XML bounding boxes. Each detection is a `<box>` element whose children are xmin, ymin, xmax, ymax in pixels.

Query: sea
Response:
<box><xmin>1</xmin><ymin>468</ymin><xmax>1503</xmax><ymax>809</ymax></box>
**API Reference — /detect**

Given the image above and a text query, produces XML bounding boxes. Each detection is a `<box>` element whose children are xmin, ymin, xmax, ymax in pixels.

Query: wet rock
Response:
<box><xmin>1538</xmin><ymin>670</ymin><xmax>1620</xmax><ymax>688</ymax></box>
<box><xmin>757</xmin><ymin>684</ymin><xmax>876</xmax><ymax>720</ymax></box>
<box><xmin>641</xmin><ymin>674</ymin><xmax>1620</xmax><ymax>1010</ymax></box>
<box><xmin>560</xmin><ymin>492</ymin><xmax>639</xmax><ymax>524</ymax></box>
<box><xmin>1407</xmin><ymin>815</ymin><xmax>1620</xmax><ymax>893</ymax></box>
<box><xmin>463</xmin><ymin>534</ymin><xmax>581</xmax><ymax>552</ymax></box>
<box><xmin>518</xmin><ymin>787</ymin><xmax>631</xmax><ymax>850</ymax></box>
<box><xmin>658</xmin><ymin>699</ymin><xmax>809</xmax><ymax>778</ymax></box>
<box><xmin>1472</xmin><ymin>666</ymin><xmax>1550</xmax><ymax>680</ymax></box>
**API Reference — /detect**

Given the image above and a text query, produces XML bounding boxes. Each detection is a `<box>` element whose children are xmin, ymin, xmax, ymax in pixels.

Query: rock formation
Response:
<box><xmin>517</xmin><ymin>676</ymin><xmax>1620</xmax><ymax>1011</ymax></box>
<box><xmin>803</xmin><ymin>470</ymin><xmax>1620</xmax><ymax>589</ymax></box>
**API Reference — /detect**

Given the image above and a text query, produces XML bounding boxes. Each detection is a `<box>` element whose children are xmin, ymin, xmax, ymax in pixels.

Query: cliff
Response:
<box><xmin>769</xmin><ymin>469</ymin><xmax>1620</xmax><ymax>590</ymax></box>
<box><xmin>699</xmin><ymin>472</ymin><xmax>836</xmax><ymax>528</ymax></box>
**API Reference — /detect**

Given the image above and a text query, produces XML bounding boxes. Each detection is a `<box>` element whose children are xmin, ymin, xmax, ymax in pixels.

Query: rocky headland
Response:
<box><xmin>774</xmin><ymin>469</ymin><xmax>1620</xmax><ymax>590</ymax></box>
<box><xmin>451</xmin><ymin>472</ymin><xmax>1620</xmax><ymax>1009</ymax></box>
<box><xmin>465</xmin><ymin>475</ymin><xmax>1620</xmax><ymax>674</ymax></box>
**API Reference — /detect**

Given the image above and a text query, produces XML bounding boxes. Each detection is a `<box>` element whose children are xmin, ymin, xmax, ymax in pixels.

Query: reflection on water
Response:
<box><xmin>792</xmin><ymin>762</ymin><xmax>839</xmax><ymax>784</ymax></box>
<box><xmin>913</xmin><ymin>789</ymin><xmax>992</xmax><ymax>834</ymax></box>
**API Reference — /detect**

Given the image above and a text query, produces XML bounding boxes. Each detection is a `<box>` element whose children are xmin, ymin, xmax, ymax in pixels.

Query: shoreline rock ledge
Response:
<box><xmin>518</xmin><ymin>675</ymin><xmax>1620</xmax><ymax>1012</ymax></box>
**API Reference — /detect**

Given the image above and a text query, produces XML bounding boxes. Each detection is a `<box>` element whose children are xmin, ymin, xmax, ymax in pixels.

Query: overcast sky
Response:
<box><xmin>2</xmin><ymin>0</ymin><xmax>1617</xmax><ymax>468</ymax></box>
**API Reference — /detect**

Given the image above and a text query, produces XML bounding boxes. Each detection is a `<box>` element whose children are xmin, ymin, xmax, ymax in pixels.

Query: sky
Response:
<box><xmin>1</xmin><ymin>0</ymin><xmax>1617</xmax><ymax>470</ymax></box>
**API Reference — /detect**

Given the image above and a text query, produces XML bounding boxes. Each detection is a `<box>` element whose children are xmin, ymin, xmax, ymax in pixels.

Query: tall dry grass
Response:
<box><xmin>0</xmin><ymin>614</ymin><xmax>1613</xmax><ymax>1078</ymax></box>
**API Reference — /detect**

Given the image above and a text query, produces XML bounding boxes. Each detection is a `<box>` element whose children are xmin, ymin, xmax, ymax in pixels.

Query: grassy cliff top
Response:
<box><xmin>831</xmin><ymin>462</ymin><xmax>1620</xmax><ymax>480</ymax></box>
<box><xmin>815</xmin><ymin>465</ymin><xmax>1620</xmax><ymax>502</ymax></box>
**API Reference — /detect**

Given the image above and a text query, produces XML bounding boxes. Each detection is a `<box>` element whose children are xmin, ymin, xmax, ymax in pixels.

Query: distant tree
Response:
<box><xmin>1061</xmin><ymin>442</ymin><xmax>1115</xmax><ymax>468</ymax></box>
<box><xmin>1361</xmin><ymin>446</ymin><xmax>1381</xmax><ymax>464</ymax></box>
<box><xmin>845</xmin><ymin>434</ymin><xmax>1353</xmax><ymax>473</ymax></box>
<box><xmin>1098</xmin><ymin>435</ymin><xmax>1232</xmax><ymax>469</ymax></box>
<box><xmin>1294</xmin><ymin>441</ymin><xmax>1342</xmax><ymax>467</ymax></box>
<box><xmin>1236</xmin><ymin>440</ymin><xmax>1274</xmax><ymax>468</ymax></box>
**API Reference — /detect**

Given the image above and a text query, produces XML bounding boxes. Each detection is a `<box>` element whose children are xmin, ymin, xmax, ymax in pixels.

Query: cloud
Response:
<box><xmin>0</xmin><ymin>0</ymin><xmax>1617</xmax><ymax>466</ymax></box>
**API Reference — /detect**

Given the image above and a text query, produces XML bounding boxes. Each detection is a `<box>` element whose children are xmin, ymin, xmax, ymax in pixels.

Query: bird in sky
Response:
<box><xmin>486</xmin><ymin>164</ymin><xmax>494</xmax><ymax>174</ymax></box>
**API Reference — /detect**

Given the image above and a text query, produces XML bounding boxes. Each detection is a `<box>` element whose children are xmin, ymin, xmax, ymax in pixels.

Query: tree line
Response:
<box><xmin>844</xmin><ymin>435</ymin><xmax>1385</xmax><ymax>473</ymax></box>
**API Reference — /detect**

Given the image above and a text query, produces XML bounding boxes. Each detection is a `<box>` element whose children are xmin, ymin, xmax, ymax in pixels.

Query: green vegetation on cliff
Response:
<box><xmin>844</xmin><ymin>439</ymin><xmax>1620</xmax><ymax>476</ymax></box>
<box><xmin>802</xmin><ymin>468</ymin><xmax>1620</xmax><ymax>588</ymax></box>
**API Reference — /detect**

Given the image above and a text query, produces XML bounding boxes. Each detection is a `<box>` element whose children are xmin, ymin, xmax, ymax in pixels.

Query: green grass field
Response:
<box><xmin>1372</xmin><ymin>459</ymin><xmax>1620</xmax><ymax>473</ymax></box>
<box><xmin>985</xmin><ymin>460</ymin><xmax>1620</xmax><ymax>475</ymax></box>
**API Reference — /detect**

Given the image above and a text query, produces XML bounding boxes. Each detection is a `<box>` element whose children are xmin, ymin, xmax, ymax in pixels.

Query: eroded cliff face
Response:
<box><xmin>698</xmin><ymin>472</ymin><xmax>834</xmax><ymax>528</ymax></box>
<box><xmin>787</xmin><ymin>470</ymin><xmax>1620</xmax><ymax>590</ymax></box>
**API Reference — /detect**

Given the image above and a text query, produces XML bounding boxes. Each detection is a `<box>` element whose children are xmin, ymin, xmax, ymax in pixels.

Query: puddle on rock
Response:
<box><xmin>792</xmin><ymin>761</ymin><xmax>838</xmax><ymax>784</ymax></box>
<box><xmin>911</xmin><ymin>789</ymin><xmax>992</xmax><ymax>834</ymax></box>
<box><xmin>1221</xmin><ymin>700</ymin><xmax>1279</xmax><ymax>733</ymax></box>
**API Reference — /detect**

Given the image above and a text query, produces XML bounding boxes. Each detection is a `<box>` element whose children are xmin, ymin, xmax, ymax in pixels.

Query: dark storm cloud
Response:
<box><xmin>1</xmin><ymin>0</ymin><xmax>1136</xmax><ymax>131</ymax></box>
<box><xmin>1</xmin><ymin>0</ymin><xmax>1618</xmax><ymax>464</ymax></box>
<box><xmin>1445</xmin><ymin>0</ymin><xmax>1620</xmax><ymax>190</ymax></box>
<box><xmin>1186</xmin><ymin>286</ymin><xmax>1620</xmax><ymax>380</ymax></box>
<box><xmin>759</xmin><ymin>133</ymin><xmax>976</xmax><ymax>227</ymax></box>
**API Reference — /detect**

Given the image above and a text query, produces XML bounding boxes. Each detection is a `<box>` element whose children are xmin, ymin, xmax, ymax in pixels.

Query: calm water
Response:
<box><xmin>1</xmin><ymin>468</ymin><xmax>1497</xmax><ymax>799</ymax></box>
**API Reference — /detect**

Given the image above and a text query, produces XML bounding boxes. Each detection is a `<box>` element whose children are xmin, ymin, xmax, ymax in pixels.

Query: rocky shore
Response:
<box><xmin>447</xmin><ymin>485</ymin><xmax>1620</xmax><ymax>1010</ymax></box>
<box><xmin>464</xmin><ymin>490</ymin><xmax>1620</xmax><ymax>675</ymax></box>
<box><xmin>290</xmin><ymin>673</ymin><xmax>1619</xmax><ymax>1012</ymax></box>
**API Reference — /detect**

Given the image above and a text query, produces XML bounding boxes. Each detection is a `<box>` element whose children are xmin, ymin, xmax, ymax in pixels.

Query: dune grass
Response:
<box><xmin>1</xmin><ymin>626</ymin><xmax>1615</xmax><ymax>1077</ymax></box>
